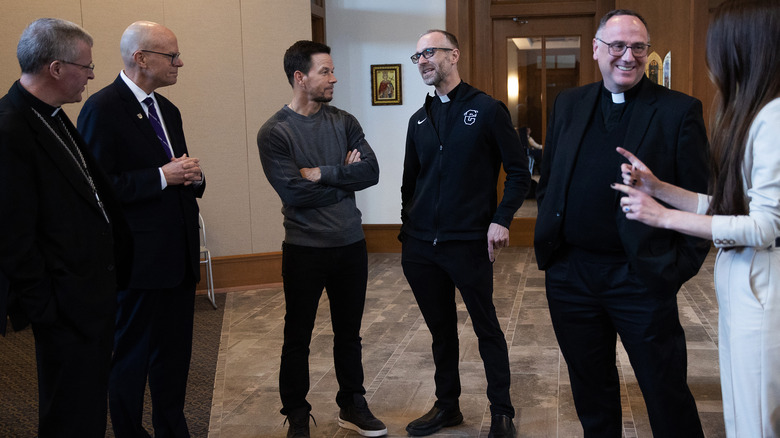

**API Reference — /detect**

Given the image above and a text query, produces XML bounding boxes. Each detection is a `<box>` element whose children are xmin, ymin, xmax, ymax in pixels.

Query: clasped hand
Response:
<box><xmin>162</xmin><ymin>153</ymin><xmax>202</xmax><ymax>186</ymax></box>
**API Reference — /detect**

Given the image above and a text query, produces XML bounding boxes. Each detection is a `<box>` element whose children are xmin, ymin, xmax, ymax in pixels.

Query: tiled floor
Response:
<box><xmin>208</xmin><ymin>247</ymin><xmax>725</xmax><ymax>437</ymax></box>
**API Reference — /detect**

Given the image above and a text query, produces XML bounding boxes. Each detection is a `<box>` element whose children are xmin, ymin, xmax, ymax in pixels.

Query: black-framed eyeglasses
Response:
<box><xmin>59</xmin><ymin>60</ymin><xmax>95</xmax><ymax>71</ymax></box>
<box><xmin>140</xmin><ymin>50</ymin><xmax>181</xmax><ymax>65</ymax></box>
<box><xmin>595</xmin><ymin>38</ymin><xmax>650</xmax><ymax>58</ymax></box>
<box><xmin>410</xmin><ymin>47</ymin><xmax>453</xmax><ymax>64</ymax></box>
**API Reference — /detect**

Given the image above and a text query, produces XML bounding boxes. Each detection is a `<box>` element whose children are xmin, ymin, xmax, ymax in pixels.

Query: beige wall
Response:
<box><xmin>0</xmin><ymin>0</ymin><xmax>310</xmax><ymax>257</ymax></box>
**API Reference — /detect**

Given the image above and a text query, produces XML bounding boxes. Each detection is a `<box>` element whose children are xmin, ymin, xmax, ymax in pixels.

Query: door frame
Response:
<box><xmin>493</xmin><ymin>16</ymin><xmax>597</xmax><ymax>142</ymax></box>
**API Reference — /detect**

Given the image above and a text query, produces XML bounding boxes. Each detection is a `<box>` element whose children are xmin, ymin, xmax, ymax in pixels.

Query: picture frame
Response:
<box><xmin>371</xmin><ymin>64</ymin><xmax>402</xmax><ymax>105</ymax></box>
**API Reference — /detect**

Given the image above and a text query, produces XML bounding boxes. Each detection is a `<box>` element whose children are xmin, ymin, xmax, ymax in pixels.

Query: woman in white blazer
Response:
<box><xmin>610</xmin><ymin>0</ymin><xmax>780</xmax><ymax>436</ymax></box>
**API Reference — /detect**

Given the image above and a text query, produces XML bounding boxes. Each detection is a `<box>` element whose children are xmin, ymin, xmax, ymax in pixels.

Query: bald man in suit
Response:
<box><xmin>78</xmin><ymin>21</ymin><xmax>204</xmax><ymax>438</ymax></box>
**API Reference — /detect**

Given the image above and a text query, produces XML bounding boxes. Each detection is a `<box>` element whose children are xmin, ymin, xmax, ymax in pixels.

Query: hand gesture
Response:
<box><xmin>611</xmin><ymin>182</ymin><xmax>669</xmax><ymax>228</ymax></box>
<box><xmin>616</xmin><ymin>147</ymin><xmax>660</xmax><ymax>196</ymax></box>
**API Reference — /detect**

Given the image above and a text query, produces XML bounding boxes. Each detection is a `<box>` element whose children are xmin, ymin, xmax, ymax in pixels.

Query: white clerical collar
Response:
<box><xmin>612</xmin><ymin>92</ymin><xmax>625</xmax><ymax>104</ymax></box>
<box><xmin>438</xmin><ymin>94</ymin><xmax>450</xmax><ymax>103</ymax></box>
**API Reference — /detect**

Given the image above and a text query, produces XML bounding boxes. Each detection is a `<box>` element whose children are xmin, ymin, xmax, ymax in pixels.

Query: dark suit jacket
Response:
<box><xmin>78</xmin><ymin>75</ymin><xmax>204</xmax><ymax>290</ymax></box>
<box><xmin>535</xmin><ymin>77</ymin><xmax>710</xmax><ymax>291</ymax></box>
<box><xmin>0</xmin><ymin>81</ymin><xmax>132</xmax><ymax>337</ymax></box>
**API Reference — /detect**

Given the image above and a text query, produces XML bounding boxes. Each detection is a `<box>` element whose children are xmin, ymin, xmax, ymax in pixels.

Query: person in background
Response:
<box><xmin>612</xmin><ymin>1</ymin><xmax>780</xmax><ymax>435</ymax></box>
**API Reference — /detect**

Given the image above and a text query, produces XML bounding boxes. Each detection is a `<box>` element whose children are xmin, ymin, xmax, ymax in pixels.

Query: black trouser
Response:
<box><xmin>109</xmin><ymin>278</ymin><xmax>196</xmax><ymax>438</ymax></box>
<box><xmin>401</xmin><ymin>236</ymin><xmax>514</xmax><ymax>417</ymax></box>
<box><xmin>279</xmin><ymin>240</ymin><xmax>368</xmax><ymax>415</ymax></box>
<box><xmin>545</xmin><ymin>247</ymin><xmax>703</xmax><ymax>438</ymax></box>
<box><xmin>33</xmin><ymin>315</ymin><xmax>114</xmax><ymax>438</ymax></box>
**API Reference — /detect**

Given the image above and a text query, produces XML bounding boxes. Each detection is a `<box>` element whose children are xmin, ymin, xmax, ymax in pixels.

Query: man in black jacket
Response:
<box><xmin>0</xmin><ymin>18</ymin><xmax>132</xmax><ymax>437</ymax></box>
<box><xmin>401</xmin><ymin>29</ymin><xmax>530</xmax><ymax>438</ymax></box>
<box><xmin>534</xmin><ymin>10</ymin><xmax>709</xmax><ymax>438</ymax></box>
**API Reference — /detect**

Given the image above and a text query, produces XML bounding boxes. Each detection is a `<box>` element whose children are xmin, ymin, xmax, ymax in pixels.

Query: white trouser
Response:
<box><xmin>715</xmin><ymin>246</ymin><xmax>780</xmax><ymax>437</ymax></box>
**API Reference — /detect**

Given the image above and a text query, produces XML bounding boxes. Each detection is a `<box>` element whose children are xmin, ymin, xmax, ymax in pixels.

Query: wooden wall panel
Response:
<box><xmin>242</xmin><ymin>0</ymin><xmax>312</xmax><ymax>256</ymax></box>
<box><xmin>616</xmin><ymin>0</ymin><xmax>693</xmax><ymax>95</ymax></box>
<box><xmin>164</xmin><ymin>0</ymin><xmax>255</xmax><ymax>259</ymax></box>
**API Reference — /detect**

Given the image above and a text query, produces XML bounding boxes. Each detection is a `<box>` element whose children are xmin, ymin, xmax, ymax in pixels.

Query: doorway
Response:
<box><xmin>493</xmin><ymin>16</ymin><xmax>596</xmax><ymax>149</ymax></box>
<box><xmin>492</xmin><ymin>16</ymin><xmax>596</xmax><ymax>217</ymax></box>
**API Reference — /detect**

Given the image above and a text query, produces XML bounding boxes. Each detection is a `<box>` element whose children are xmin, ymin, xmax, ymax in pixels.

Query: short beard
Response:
<box><xmin>313</xmin><ymin>96</ymin><xmax>333</xmax><ymax>103</ymax></box>
<box><xmin>422</xmin><ymin>68</ymin><xmax>444</xmax><ymax>87</ymax></box>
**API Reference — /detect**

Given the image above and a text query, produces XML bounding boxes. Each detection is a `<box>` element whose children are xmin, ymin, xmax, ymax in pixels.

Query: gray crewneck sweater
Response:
<box><xmin>258</xmin><ymin>104</ymin><xmax>379</xmax><ymax>247</ymax></box>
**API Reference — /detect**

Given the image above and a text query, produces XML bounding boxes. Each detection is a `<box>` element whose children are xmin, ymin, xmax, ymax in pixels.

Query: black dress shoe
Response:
<box><xmin>405</xmin><ymin>406</ymin><xmax>463</xmax><ymax>436</ymax></box>
<box><xmin>488</xmin><ymin>414</ymin><xmax>516</xmax><ymax>438</ymax></box>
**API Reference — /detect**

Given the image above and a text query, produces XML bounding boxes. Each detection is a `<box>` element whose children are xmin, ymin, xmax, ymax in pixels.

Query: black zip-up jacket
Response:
<box><xmin>400</xmin><ymin>82</ymin><xmax>530</xmax><ymax>243</ymax></box>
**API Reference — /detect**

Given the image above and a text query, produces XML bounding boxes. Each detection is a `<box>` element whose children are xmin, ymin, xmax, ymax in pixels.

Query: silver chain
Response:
<box><xmin>30</xmin><ymin>107</ymin><xmax>110</xmax><ymax>223</ymax></box>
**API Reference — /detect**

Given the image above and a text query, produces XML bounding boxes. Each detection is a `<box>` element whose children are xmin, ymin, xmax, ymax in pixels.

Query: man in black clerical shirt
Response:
<box><xmin>0</xmin><ymin>18</ymin><xmax>131</xmax><ymax>437</ymax></box>
<box><xmin>401</xmin><ymin>29</ymin><xmax>529</xmax><ymax>438</ymax></box>
<box><xmin>534</xmin><ymin>9</ymin><xmax>710</xmax><ymax>438</ymax></box>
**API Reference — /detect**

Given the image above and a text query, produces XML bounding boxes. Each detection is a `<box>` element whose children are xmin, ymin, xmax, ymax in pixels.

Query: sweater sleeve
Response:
<box><xmin>258</xmin><ymin>120</ymin><xmax>349</xmax><ymax>208</ymax></box>
<box><xmin>318</xmin><ymin>112</ymin><xmax>379</xmax><ymax>192</ymax></box>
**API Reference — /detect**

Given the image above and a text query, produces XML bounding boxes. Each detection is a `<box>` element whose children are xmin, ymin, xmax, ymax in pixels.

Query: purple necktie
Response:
<box><xmin>142</xmin><ymin>97</ymin><xmax>173</xmax><ymax>159</ymax></box>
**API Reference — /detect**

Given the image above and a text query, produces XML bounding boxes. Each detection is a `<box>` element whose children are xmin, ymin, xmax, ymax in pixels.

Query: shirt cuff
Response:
<box><xmin>159</xmin><ymin>168</ymin><xmax>167</xmax><ymax>190</ymax></box>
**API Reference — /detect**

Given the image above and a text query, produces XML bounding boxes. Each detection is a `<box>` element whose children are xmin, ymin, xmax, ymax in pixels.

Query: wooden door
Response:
<box><xmin>493</xmin><ymin>16</ymin><xmax>596</xmax><ymax>144</ymax></box>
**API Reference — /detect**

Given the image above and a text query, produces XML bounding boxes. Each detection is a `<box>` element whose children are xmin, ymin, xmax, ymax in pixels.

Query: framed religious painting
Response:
<box><xmin>371</xmin><ymin>64</ymin><xmax>402</xmax><ymax>105</ymax></box>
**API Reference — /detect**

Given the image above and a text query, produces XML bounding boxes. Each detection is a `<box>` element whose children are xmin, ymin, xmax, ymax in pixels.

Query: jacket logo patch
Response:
<box><xmin>463</xmin><ymin>109</ymin><xmax>478</xmax><ymax>125</ymax></box>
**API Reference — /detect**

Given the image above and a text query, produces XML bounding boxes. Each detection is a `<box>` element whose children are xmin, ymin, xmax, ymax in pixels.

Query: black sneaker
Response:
<box><xmin>284</xmin><ymin>407</ymin><xmax>315</xmax><ymax>438</ymax></box>
<box><xmin>338</xmin><ymin>394</ymin><xmax>388</xmax><ymax>437</ymax></box>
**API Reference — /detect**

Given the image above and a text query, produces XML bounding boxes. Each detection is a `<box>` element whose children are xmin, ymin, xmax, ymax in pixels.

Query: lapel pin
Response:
<box><xmin>137</xmin><ymin>113</ymin><xmax>143</xmax><ymax>119</ymax></box>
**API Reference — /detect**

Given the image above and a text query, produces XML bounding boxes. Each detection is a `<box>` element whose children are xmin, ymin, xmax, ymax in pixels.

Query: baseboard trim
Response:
<box><xmin>197</xmin><ymin>218</ymin><xmax>536</xmax><ymax>291</ymax></box>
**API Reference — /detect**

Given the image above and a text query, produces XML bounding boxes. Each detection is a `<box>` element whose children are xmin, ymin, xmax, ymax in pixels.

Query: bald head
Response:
<box><xmin>120</xmin><ymin>21</ymin><xmax>174</xmax><ymax>67</ymax></box>
<box><xmin>119</xmin><ymin>21</ymin><xmax>182</xmax><ymax>94</ymax></box>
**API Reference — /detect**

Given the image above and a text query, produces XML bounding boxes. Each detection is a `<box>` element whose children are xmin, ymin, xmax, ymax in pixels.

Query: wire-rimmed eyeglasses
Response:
<box><xmin>595</xmin><ymin>38</ymin><xmax>650</xmax><ymax>58</ymax></box>
<box><xmin>59</xmin><ymin>60</ymin><xmax>95</xmax><ymax>71</ymax></box>
<box><xmin>140</xmin><ymin>50</ymin><xmax>181</xmax><ymax>65</ymax></box>
<box><xmin>410</xmin><ymin>47</ymin><xmax>453</xmax><ymax>64</ymax></box>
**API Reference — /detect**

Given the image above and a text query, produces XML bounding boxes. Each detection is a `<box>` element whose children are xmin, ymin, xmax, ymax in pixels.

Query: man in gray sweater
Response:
<box><xmin>257</xmin><ymin>40</ymin><xmax>385</xmax><ymax>438</ymax></box>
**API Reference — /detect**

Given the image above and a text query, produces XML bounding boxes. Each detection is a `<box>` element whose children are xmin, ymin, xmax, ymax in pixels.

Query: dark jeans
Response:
<box><xmin>401</xmin><ymin>236</ymin><xmax>514</xmax><ymax>417</ymax></box>
<box><xmin>33</xmin><ymin>315</ymin><xmax>114</xmax><ymax>438</ymax></box>
<box><xmin>109</xmin><ymin>279</ymin><xmax>196</xmax><ymax>438</ymax></box>
<box><xmin>279</xmin><ymin>240</ymin><xmax>368</xmax><ymax>415</ymax></box>
<box><xmin>545</xmin><ymin>247</ymin><xmax>703</xmax><ymax>438</ymax></box>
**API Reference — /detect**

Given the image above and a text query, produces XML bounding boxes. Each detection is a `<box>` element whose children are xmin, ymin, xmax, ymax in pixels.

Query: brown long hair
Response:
<box><xmin>706</xmin><ymin>0</ymin><xmax>780</xmax><ymax>215</ymax></box>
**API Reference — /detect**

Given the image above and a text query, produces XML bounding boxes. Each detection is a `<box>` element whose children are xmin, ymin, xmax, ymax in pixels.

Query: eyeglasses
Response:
<box><xmin>140</xmin><ymin>50</ymin><xmax>181</xmax><ymax>65</ymax></box>
<box><xmin>595</xmin><ymin>38</ymin><xmax>651</xmax><ymax>58</ymax></box>
<box><xmin>59</xmin><ymin>60</ymin><xmax>95</xmax><ymax>71</ymax></box>
<box><xmin>410</xmin><ymin>47</ymin><xmax>453</xmax><ymax>64</ymax></box>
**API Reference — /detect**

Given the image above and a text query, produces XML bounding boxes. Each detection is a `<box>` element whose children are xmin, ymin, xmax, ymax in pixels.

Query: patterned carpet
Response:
<box><xmin>0</xmin><ymin>293</ymin><xmax>225</xmax><ymax>437</ymax></box>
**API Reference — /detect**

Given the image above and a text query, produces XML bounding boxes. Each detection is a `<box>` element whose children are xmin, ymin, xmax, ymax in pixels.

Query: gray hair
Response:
<box><xmin>17</xmin><ymin>18</ymin><xmax>93</xmax><ymax>74</ymax></box>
